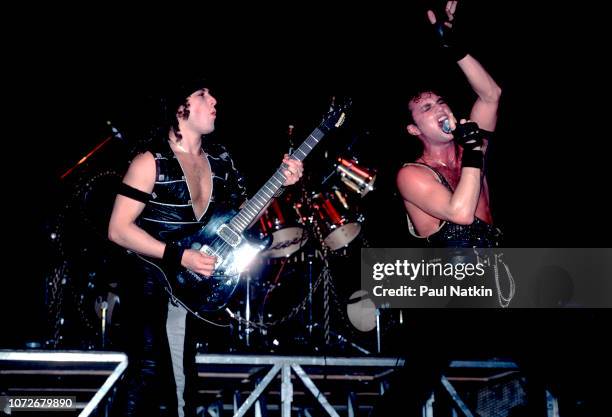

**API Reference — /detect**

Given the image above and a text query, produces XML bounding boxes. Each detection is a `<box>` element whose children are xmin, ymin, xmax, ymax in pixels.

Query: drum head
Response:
<box><xmin>347</xmin><ymin>290</ymin><xmax>377</xmax><ymax>332</ymax></box>
<box><xmin>259</xmin><ymin>191</ymin><xmax>309</xmax><ymax>258</ymax></box>
<box><xmin>264</xmin><ymin>227</ymin><xmax>307</xmax><ymax>258</ymax></box>
<box><xmin>324</xmin><ymin>222</ymin><xmax>361</xmax><ymax>251</ymax></box>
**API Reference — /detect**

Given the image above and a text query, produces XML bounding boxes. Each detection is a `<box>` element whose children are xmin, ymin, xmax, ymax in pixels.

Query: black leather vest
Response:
<box><xmin>137</xmin><ymin>140</ymin><xmax>248</xmax><ymax>242</ymax></box>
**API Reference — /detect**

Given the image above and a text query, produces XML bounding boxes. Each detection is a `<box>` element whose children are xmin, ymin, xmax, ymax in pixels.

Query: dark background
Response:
<box><xmin>1</xmin><ymin>0</ymin><xmax>609</xmax><ymax>367</ymax></box>
<box><xmin>1</xmin><ymin>2</ymin><xmax>610</xmax><ymax>413</ymax></box>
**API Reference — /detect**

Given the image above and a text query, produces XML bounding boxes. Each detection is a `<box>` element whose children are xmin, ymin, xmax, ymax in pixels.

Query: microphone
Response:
<box><xmin>443</xmin><ymin>119</ymin><xmax>494</xmax><ymax>138</ymax></box>
<box><xmin>442</xmin><ymin>119</ymin><xmax>452</xmax><ymax>134</ymax></box>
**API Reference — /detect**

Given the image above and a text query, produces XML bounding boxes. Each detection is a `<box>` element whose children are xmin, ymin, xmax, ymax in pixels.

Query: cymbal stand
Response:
<box><xmin>303</xmin><ymin>190</ymin><xmax>335</xmax><ymax>347</ymax></box>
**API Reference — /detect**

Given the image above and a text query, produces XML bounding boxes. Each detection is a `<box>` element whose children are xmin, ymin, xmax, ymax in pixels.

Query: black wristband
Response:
<box><xmin>434</xmin><ymin>22</ymin><xmax>468</xmax><ymax>62</ymax></box>
<box><xmin>163</xmin><ymin>242</ymin><xmax>185</xmax><ymax>272</ymax></box>
<box><xmin>461</xmin><ymin>149</ymin><xmax>483</xmax><ymax>170</ymax></box>
<box><xmin>445</xmin><ymin>44</ymin><xmax>468</xmax><ymax>63</ymax></box>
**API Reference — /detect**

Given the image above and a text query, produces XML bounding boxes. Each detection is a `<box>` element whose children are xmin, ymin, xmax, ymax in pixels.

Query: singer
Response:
<box><xmin>395</xmin><ymin>1</ymin><xmax>502</xmax><ymax>249</ymax></box>
<box><xmin>382</xmin><ymin>2</ymin><xmax>560</xmax><ymax>416</ymax></box>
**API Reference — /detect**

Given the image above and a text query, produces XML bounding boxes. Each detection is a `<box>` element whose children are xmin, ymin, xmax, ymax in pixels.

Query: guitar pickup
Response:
<box><xmin>217</xmin><ymin>224</ymin><xmax>242</xmax><ymax>247</ymax></box>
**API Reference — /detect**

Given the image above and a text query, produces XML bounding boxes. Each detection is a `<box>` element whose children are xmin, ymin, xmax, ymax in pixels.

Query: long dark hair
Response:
<box><xmin>132</xmin><ymin>75</ymin><xmax>211</xmax><ymax>155</ymax></box>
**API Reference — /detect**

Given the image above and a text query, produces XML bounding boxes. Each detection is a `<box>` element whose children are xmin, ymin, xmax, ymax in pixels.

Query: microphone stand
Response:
<box><xmin>60</xmin><ymin>121</ymin><xmax>123</xmax><ymax>180</ymax></box>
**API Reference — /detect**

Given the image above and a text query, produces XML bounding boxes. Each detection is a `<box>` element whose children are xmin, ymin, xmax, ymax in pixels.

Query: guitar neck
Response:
<box><xmin>229</xmin><ymin>125</ymin><xmax>329</xmax><ymax>233</ymax></box>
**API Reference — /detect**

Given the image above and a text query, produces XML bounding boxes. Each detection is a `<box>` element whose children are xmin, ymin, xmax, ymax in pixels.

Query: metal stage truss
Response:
<box><xmin>0</xmin><ymin>351</ymin><xmax>127</xmax><ymax>416</ymax></box>
<box><xmin>194</xmin><ymin>355</ymin><xmax>403</xmax><ymax>417</ymax></box>
<box><xmin>1</xmin><ymin>352</ymin><xmax>559</xmax><ymax>417</ymax></box>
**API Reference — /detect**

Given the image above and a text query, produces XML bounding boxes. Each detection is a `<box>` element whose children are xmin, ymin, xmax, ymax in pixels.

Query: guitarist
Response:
<box><xmin>108</xmin><ymin>76</ymin><xmax>303</xmax><ymax>417</ymax></box>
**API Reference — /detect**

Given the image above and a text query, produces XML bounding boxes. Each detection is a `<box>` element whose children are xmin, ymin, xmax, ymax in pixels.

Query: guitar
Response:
<box><xmin>137</xmin><ymin>100</ymin><xmax>350</xmax><ymax>317</ymax></box>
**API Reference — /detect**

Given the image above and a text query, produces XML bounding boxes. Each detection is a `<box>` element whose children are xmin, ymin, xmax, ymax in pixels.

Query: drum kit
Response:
<box><xmin>233</xmin><ymin>139</ymin><xmax>380</xmax><ymax>353</ymax></box>
<box><xmin>254</xmin><ymin>155</ymin><xmax>376</xmax><ymax>259</ymax></box>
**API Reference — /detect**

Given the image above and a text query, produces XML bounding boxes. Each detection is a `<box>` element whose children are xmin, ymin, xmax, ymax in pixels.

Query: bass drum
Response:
<box><xmin>311</xmin><ymin>189</ymin><xmax>362</xmax><ymax>251</ymax></box>
<box><xmin>257</xmin><ymin>192</ymin><xmax>309</xmax><ymax>258</ymax></box>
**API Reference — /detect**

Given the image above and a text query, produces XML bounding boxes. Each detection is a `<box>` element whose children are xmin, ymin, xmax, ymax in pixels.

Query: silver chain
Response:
<box><xmin>474</xmin><ymin>248</ymin><xmax>516</xmax><ymax>308</ymax></box>
<box><xmin>229</xmin><ymin>267</ymin><xmax>325</xmax><ymax>330</ymax></box>
<box><xmin>493</xmin><ymin>253</ymin><xmax>516</xmax><ymax>308</ymax></box>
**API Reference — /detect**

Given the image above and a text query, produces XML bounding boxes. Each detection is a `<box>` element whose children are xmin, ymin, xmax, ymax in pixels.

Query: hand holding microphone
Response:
<box><xmin>453</xmin><ymin>120</ymin><xmax>483</xmax><ymax>150</ymax></box>
<box><xmin>449</xmin><ymin>119</ymin><xmax>485</xmax><ymax>170</ymax></box>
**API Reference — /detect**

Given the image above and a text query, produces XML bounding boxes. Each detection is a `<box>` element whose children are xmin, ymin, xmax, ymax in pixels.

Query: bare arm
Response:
<box><xmin>458</xmin><ymin>54</ymin><xmax>502</xmax><ymax>132</ymax></box>
<box><xmin>429</xmin><ymin>1</ymin><xmax>502</xmax><ymax>132</ymax></box>
<box><xmin>108</xmin><ymin>152</ymin><xmax>164</xmax><ymax>257</ymax></box>
<box><xmin>397</xmin><ymin>165</ymin><xmax>481</xmax><ymax>225</ymax></box>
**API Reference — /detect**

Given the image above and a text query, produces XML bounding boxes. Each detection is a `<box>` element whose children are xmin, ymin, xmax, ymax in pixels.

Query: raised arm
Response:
<box><xmin>428</xmin><ymin>1</ymin><xmax>502</xmax><ymax>131</ymax></box>
<box><xmin>458</xmin><ymin>55</ymin><xmax>502</xmax><ymax>132</ymax></box>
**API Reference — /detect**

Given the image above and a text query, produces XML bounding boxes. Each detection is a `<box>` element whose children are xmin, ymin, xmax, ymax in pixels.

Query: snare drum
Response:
<box><xmin>258</xmin><ymin>194</ymin><xmax>308</xmax><ymax>258</ymax></box>
<box><xmin>312</xmin><ymin>190</ymin><xmax>361</xmax><ymax>250</ymax></box>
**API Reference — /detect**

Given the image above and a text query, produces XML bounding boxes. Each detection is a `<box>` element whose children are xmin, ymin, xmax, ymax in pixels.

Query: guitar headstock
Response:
<box><xmin>321</xmin><ymin>97</ymin><xmax>352</xmax><ymax>131</ymax></box>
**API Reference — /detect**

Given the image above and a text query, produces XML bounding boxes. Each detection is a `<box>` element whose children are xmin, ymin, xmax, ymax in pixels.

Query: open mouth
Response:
<box><xmin>438</xmin><ymin>116</ymin><xmax>451</xmax><ymax>133</ymax></box>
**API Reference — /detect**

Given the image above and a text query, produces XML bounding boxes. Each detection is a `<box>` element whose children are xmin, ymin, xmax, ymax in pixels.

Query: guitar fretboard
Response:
<box><xmin>229</xmin><ymin>127</ymin><xmax>326</xmax><ymax>233</ymax></box>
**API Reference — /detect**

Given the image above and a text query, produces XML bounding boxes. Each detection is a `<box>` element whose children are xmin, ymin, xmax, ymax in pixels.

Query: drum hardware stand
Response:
<box><xmin>303</xmin><ymin>167</ymin><xmax>372</xmax><ymax>353</ymax></box>
<box><xmin>302</xmin><ymin>190</ymin><xmax>334</xmax><ymax>348</ymax></box>
<box><xmin>321</xmin><ymin>164</ymin><xmax>337</xmax><ymax>186</ymax></box>
<box><xmin>94</xmin><ymin>291</ymin><xmax>120</xmax><ymax>350</ymax></box>
<box><xmin>100</xmin><ymin>301</ymin><xmax>107</xmax><ymax>349</ymax></box>
<box><xmin>323</xmin><ymin>252</ymin><xmax>332</xmax><ymax>347</ymax></box>
<box><xmin>234</xmin><ymin>271</ymin><xmax>266</xmax><ymax>350</ymax></box>
<box><xmin>245</xmin><ymin>274</ymin><xmax>252</xmax><ymax>347</ymax></box>
<box><xmin>293</xmin><ymin>171</ymin><xmax>320</xmax><ymax>345</ymax></box>
<box><xmin>329</xmin><ymin>330</ymin><xmax>371</xmax><ymax>355</ymax></box>
<box><xmin>319</xmin><ymin>253</ymin><xmax>371</xmax><ymax>354</ymax></box>
<box><xmin>307</xmin><ymin>251</ymin><xmax>315</xmax><ymax>339</ymax></box>
<box><xmin>306</xmin><ymin>192</ymin><xmax>361</xmax><ymax>353</ymax></box>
